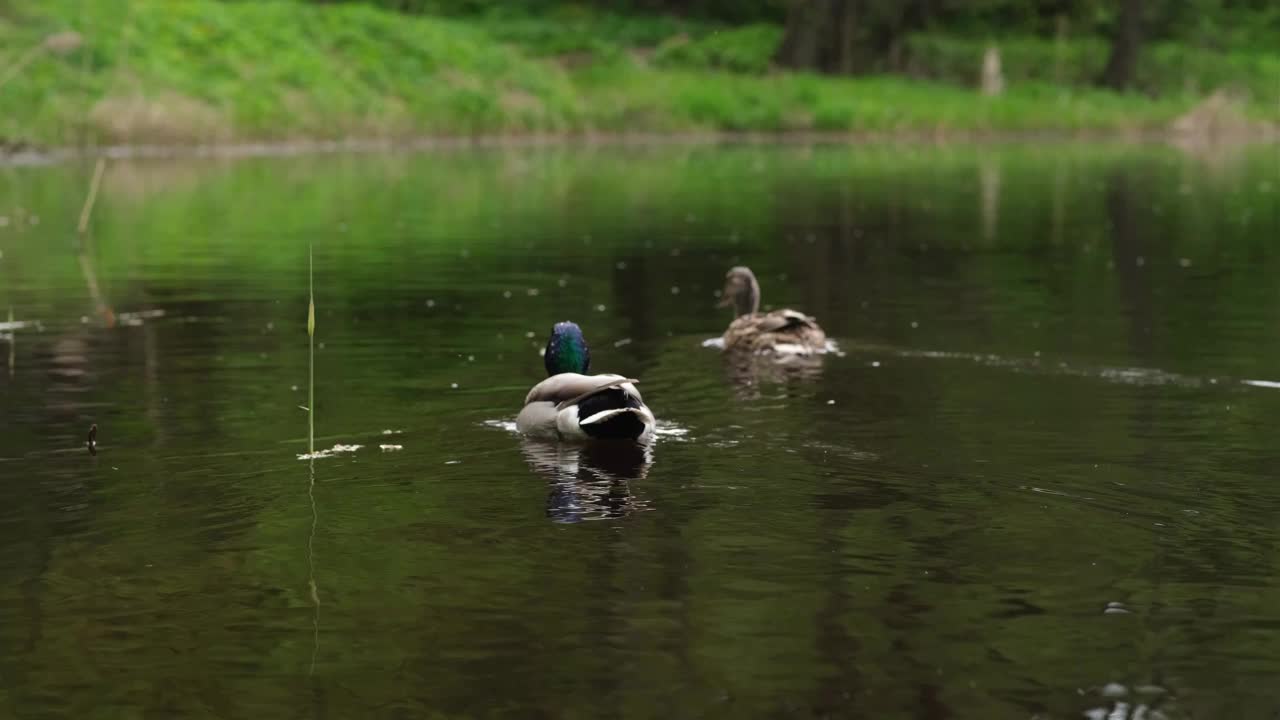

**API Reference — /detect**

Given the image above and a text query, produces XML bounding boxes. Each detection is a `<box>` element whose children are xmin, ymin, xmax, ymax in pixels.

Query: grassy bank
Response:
<box><xmin>0</xmin><ymin>0</ymin><xmax>1275</xmax><ymax>147</ymax></box>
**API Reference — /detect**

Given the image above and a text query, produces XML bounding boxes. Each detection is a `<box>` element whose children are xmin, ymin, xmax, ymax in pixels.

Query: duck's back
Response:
<box><xmin>724</xmin><ymin>309</ymin><xmax>827</xmax><ymax>355</ymax></box>
<box><xmin>518</xmin><ymin>373</ymin><xmax>653</xmax><ymax>441</ymax></box>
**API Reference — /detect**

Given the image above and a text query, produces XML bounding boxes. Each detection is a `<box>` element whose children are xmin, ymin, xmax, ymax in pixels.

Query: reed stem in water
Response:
<box><xmin>307</xmin><ymin>243</ymin><xmax>315</xmax><ymax>455</ymax></box>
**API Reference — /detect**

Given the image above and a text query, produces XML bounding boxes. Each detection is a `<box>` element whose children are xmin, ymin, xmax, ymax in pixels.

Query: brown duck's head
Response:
<box><xmin>717</xmin><ymin>266</ymin><xmax>760</xmax><ymax>318</ymax></box>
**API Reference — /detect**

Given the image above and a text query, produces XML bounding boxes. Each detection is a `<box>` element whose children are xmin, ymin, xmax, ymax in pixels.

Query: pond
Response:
<box><xmin>2</xmin><ymin>141</ymin><xmax>1280</xmax><ymax>718</ymax></box>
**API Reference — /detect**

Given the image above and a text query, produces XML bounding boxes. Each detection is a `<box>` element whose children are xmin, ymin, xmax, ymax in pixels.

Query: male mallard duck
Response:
<box><xmin>516</xmin><ymin>321</ymin><xmax>656</xmax><ymax>443</ymax></box>
<box><xmin>717</xmin><ymin>266</ymin><xmax>828</xmax><ymax>355</ymax></box>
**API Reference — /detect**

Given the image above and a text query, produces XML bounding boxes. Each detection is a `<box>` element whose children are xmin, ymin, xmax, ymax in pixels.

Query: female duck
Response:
<box><xmin>517</xmin><ymin>321</ymin><xmax>656</xmax><ymax>443</ymax></box>
<box><xmin>718</xmin><ymin>266</ymin><xmax>828</xmax><ymax>355</ymax></box>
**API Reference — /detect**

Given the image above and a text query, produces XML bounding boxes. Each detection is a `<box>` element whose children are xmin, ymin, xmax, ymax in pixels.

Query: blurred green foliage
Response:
<box><xmin>0</xmin><ymin>0</ymin><xmax>1276</xmax><ymax>146</ymax></box>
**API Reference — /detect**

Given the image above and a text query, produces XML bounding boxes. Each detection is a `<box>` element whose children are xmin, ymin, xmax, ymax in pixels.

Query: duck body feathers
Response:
<box><xmin>517</xmin><ymin>372</ymin><xmax>656</xmax><ymax>443</ymax></box>
<box><xmin>722</xmin><ymin>309</ymin><xmax>828</xmax><ymax>356</ymax></box>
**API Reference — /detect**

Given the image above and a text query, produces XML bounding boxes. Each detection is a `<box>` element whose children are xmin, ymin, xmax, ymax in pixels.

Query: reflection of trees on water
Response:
<box><xmin>7</xmin><ymin>148</ymin><xmax>1280</xmax><ymax>716</ymax></box>
<box><xmin>980</xmin><ymin>157</ymin><xmax>1001</xmax><ymax>244</ymax></box>
<box><xmin>519</xmin><ymin>439</ymin><xmax>653</xmax><ymax>523</ymax></box>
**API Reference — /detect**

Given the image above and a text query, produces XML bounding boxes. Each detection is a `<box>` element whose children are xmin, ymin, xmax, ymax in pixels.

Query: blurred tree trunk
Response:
<box><xmin>775</xmin><ymin>0</ymin><xmax>865</xmax><ymax>74</ymax></box>
<box><xmin>1099</xmin><ymin>0</ymin><xmax>1144</xmax><ymax>90</ymax></box>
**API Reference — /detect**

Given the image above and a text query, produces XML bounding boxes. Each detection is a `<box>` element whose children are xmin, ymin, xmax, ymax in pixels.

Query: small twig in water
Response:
<box><xmin>6</xmin><ymin>307</ymin><xmax>13</xmax><ymax>378</ymax></box>
<box><xmin>74</xmin><ymin>159</ymin><xmax>115</xmax><ymax>327</ymax></box>
<box><xmin>77</xmin><ymin>158</ymin><xmax>106</xmax><ymax>235</ymax></box>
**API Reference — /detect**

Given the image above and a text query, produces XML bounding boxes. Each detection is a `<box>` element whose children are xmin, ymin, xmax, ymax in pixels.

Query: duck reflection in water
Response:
<box><xmin>519</xmin><ymin>439</ymin><xmax>653</xmax><ymax>523</ymax></box>
<box><xmin>722</xmin><ymin>349</ymin><xmax>826</xmax><ymax>394</ymax></box>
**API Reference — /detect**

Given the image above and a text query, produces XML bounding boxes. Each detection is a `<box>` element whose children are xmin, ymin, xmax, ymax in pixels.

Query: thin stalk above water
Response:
<box><xmin>306</xmin><ymin>240</ymin><xmax>320</xmax><ymax>675</ymax></box>
<box><xmin>308</xmin><ymin>242</ymin><xmax>315</xmax><ymax>455</ymax></box>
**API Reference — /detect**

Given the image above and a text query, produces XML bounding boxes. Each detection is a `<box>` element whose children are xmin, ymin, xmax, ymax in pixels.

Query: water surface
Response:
<box><xmin>3</xmin><ymin>142</ymin><xmax>1280</xmax><ymax>718</ymax></box>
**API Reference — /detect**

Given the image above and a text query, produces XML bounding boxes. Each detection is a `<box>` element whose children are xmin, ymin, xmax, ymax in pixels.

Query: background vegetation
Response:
<box><xmin>0</xmin><ymin>0</ymin><xmax>1277</xmax><ymax>146</ymax></box>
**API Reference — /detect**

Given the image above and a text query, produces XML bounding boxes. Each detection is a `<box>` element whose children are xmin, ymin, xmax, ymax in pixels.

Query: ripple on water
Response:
<box><xmin>481</xmin><ymin>418</ymin><xmax>691</xmax><ymax>441</ymax></box>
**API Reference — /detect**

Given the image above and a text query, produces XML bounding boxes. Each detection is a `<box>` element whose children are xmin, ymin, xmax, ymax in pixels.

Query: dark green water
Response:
<box><xmin>2</xmin><ymin>142</ymin><xmax>1280</xmax><ymax>719</ymax></box>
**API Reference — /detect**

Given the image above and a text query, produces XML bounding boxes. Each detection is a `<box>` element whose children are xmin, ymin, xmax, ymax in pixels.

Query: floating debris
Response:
<box><xmin>116</xmin><ymin>308</ymin><xmax>166</xmax><ymax>326</ymax></box>
<box><xmin>379</xmin><ymin>444</ymin><xmax>403</xmax><ymax>452</ymax></box>
<box><xmin>381</xmin><ymin>429</ymin><xmax>403</xmax><ymax>435</ymax></box>
<box><xmin>87</xmin><ymin>424</ymin><xmax>97</xmax><ymax>456</ymax></box>
<box><xmin>0</xmin><ymin>318</ymin><xmax>40</xmax><ymax>332</ymax></box>
<box><xmin>297</xmin><ymin>443</ymin><xmax>363</xmax><ymax>460</ymax></box>
<box><xmin>1101</xmin><ymin>682</ymin><xmax>1128</xmax><ymax>698</ymax></box>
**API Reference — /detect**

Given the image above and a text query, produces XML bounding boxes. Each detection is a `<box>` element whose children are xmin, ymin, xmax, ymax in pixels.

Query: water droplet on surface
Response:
<box><xmin>450</xmin><ymin>382</ymin><xmax>458</xmax><ymax>389</ymax></box>
<box><xmin>871</xmin><ymin>361</ymin><xmax>881</xmax><ymax>368</ymax></box>
<box><xmin>910</xmin><ymin>321</ymin><xmax>919</xmax><ymax>328</ymax></box>
<box><xmin>670</xmin><ymin>286</ymin><xmax>680</xmax><ymax>295</ymax></box>
<box><xmin>502</xmin><ymin>290</ymin><xmax>512</xmax><ymax>299</ymax></box>
<box><xmin>826</xmin><ymin>399</ymin><xmax>835</xmax><ymax>405</ymax></box>
<box><xmin>595</xmin><ymin>304</ymin><xmax>606</xmax><ymax>312</ymax></box>
<box><xmin>426</xmin><ymin>299</ymin><xmax>435</xmax><ymax>308</ymax></box>
<box><xmin>1104</xmin><ymin>601</ymin><xmax>1132</xmax><ymax>615</ymax></box>
<box><xmin>1179</xmin><ymin>257</ymin><xmax>1192</xmax><ymax>268</ymax></box>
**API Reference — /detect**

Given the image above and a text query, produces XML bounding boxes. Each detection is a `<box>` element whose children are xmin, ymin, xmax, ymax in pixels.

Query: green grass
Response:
<box><xmin>0</xmin><ymin>0</ymin><xmax>1274</xmax><ymax>147</ymax></box>
<box><xmin>903</xmin><ymin>33</ymin><xmax>1280</xmax><ymax>102</ymax></box>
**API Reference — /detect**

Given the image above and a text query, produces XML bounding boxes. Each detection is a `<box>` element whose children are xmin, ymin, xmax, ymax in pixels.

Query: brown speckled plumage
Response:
<box><xmin>718</xmin><ymin>266</ymin><xmax>828</xmax><ymax>355</ymax></box>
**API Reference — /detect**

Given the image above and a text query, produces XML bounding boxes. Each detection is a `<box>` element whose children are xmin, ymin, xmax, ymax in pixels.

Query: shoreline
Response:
<box><xmin>4</xmin><ymin>126</ymin><xmax>1276</xmax><ymax>167</ymax></box>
